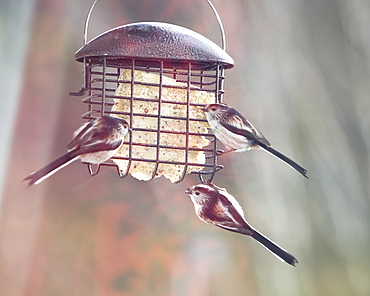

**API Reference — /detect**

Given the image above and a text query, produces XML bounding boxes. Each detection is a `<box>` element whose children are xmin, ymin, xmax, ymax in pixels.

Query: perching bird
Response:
<box><xmin>185</xmin><ymin>182</ymin><xmax>298</xmax><ymax>266</ymax></box>
<box><xmin>203</xmin><ymin>103</ymin><xmax>308</xmax><ymax>178</ymax></box>
<box><xmin>24</xmin><ymin>116</ymin><xmax>129</xmax><ymax>186</ymax></box>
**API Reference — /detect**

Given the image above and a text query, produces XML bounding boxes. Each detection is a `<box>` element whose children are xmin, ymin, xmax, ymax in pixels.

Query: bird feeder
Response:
<box><xmin>70</xmin><ymin>9</ymin><xmax>234</xmax><ymax>183</ymax></box>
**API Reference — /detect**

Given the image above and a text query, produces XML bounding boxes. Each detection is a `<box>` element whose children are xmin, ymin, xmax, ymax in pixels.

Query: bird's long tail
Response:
<box><xmin>23</xmin><ymin>152</ymin><xmax>78</xmax><ymax>186</ymax></box>
<box><xmin>251</xmin><ymin>230</ymin><xmax>298</xmax><ymax>266</ymax></box>
<box><xmin>259</xmin><ymin>143</ymin><xmax>308</xmax><ymax>178</ymax></box>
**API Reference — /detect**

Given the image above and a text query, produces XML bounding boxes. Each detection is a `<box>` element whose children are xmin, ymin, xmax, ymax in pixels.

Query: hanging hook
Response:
<box><xmin>205</xmin><ymin>0</ymin><xmax>226</xmax><ymax>51</ymax></box>
<box><xmin>83</xmin><ymin>0</ymin><xmax>226</xmax><ymax>50</ymax></box>
<box><xmin>84</xmin><ymin>0</ymin><xmax>98</xmax><ymax>44</ymax></box>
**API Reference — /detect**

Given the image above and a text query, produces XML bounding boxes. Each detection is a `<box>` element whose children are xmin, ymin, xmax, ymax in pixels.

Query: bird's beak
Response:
<box><xmin>185</xmin><ymin>188</ymin><xmax>191</xmax><ymax>194</ymax></box>
<box><xmin>195</xmin><ymin>105</ymin><xmax>207</xmax><ymax>112</ymax></box>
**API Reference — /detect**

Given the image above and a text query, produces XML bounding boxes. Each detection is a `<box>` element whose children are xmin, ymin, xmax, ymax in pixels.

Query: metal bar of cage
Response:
<box><xmin>72</xmin><ymin>57</ymin><xmax>225</xmax><ymax>182</ymax></box>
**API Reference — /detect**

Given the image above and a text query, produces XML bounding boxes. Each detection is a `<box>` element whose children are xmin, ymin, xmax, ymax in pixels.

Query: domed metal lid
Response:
<box><xmin>75</xmin><ymin>22</ymin><xmax>234</xmax><ymax>70</ymax></box>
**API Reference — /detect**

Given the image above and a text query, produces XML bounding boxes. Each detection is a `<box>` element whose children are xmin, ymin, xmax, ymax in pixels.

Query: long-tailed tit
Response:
<box><xmin>204</xmin><ymin>103</ymin><xmax>308</xmax><ymax>178</ymax></box>
<box><xmin>185</xmin><ymin>182</ymin><xmax>298</xmax><ymax>266</ymax></box>
<box><xmin>24</xmin><ymin>116</ymin><xmax>129</xmax><ymax>186</ymax></box>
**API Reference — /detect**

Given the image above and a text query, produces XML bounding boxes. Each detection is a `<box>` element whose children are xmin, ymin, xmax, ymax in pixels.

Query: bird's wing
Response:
<box><xmin>67</xmin><ymin>120</ymin><xmax>122</xmax><ymax>156</ymax></box>
<box><xmin>216</xmin><ymin>193</ymin><xmax>254</xmax><ymax>235</ymax></box>
<box><xmin>70</xmin><ymin>140</ymin><xmax>122</xmax><ymax>158</ymax></box>
<box><xmin>223</xmin><ymin>110</ymin><xmax>271</xmax><ymax>146</ymax></box>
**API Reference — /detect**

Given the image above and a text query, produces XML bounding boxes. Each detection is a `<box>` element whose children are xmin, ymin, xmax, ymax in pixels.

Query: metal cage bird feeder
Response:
<box><xmin>70</xmin><ymin>1</ymin><xmax>234</xmax><ymax>183</ymax></box>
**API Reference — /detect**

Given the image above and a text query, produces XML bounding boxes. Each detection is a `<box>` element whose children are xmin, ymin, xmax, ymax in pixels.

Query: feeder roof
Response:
<box><xmin>74</xmin><ymin>22</ymin><xmax>234</xmax><ymax>70</ymax></box>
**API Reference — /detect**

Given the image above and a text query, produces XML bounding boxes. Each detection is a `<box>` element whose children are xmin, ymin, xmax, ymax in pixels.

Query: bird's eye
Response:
<box><xmin>211</xmin><ymin>107</ymin><xmax>217</xmax><ymax>111</ymax></box>
<box><xmin>194</xmin><ymin>191</ymin><xmax>200</xmax><ymax>196</ymax></box>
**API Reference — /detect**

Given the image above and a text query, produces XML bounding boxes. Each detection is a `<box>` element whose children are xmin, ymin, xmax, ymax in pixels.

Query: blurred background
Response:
<box><xmin>1</xmin><ymin>0</ymin><xmax>369</xmax><ymax>295</ymax></box>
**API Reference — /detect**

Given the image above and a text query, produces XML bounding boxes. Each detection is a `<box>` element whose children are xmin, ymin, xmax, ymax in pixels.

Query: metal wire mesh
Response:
<box><xmin>70</xmin><ymin>57</ymin><xmax>225</xmax><ymax>182</ymax></box>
